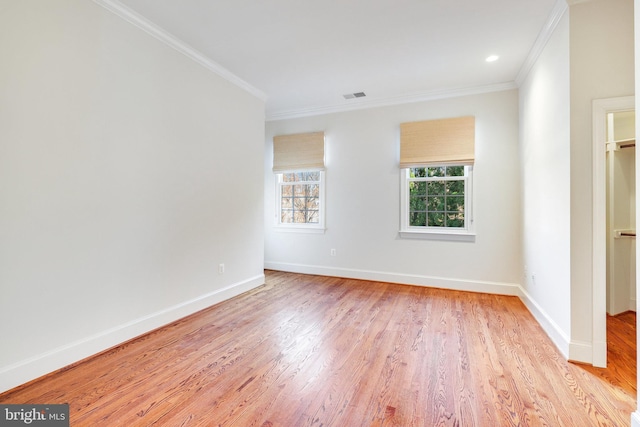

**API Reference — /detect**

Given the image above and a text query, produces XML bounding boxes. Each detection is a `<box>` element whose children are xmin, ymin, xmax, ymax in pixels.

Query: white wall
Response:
<box><xmin>519</xmin><ymin>11</ymin><xmax>572</xmax><ymax>356</ymax></box>
<box><xmin>0</xmin><ymin>0</ymin><xmax>265</xmax><ymax>392</ymax></box>
<box><xmin>518</xmin><ymin>0</ymin><xmax>634</xmax><ymax>363</ymax></box>
<box><xmin>265</xmin><ymin>90</ymin><xmax>522</xmax><ymax>294</ymax></box>
<box><xmin>633</xmin><ymin>1</ymin><xmax>640</xmax><ymax>425</ymax></box>
<box><xmin>569</xmin><ymin>0</ymin><xmax>634</xmax><ymax>358</ymax></box>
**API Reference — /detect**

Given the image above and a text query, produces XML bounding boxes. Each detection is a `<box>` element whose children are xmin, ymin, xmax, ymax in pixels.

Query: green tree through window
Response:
<box><xmin>408</xmin><ymin>166</ymin><xmax>466</xmax><ymax>228</ymax></box>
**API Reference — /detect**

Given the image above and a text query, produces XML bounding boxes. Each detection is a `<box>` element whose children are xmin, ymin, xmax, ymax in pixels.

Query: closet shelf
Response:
<box><xmin>606</xmin><ymin>138</ymin><xmax>636</xmax><ymax>151</ymax></box>
<box><xmin>614</xmin><ymin>229</ymin><xmax>636</xmax><ymax>238</ymax></box>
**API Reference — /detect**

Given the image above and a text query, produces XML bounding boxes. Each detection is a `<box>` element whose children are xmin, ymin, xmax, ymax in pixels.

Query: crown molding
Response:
<box><xmin>92</xmin><ymin>0</ymin><xmax>267</xmax><ymax>102</ymax></box>
<box><xmin>266</xmin><ymin>81</ymin><xmax>518</xmax><ymax>122</ymax></box>
<box><xmin>515</xmin><ymin>0</ymin><xmax>569</xmax><ymax>86</ymax></box>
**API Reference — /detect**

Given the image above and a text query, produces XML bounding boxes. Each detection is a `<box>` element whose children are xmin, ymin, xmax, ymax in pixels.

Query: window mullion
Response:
<box><xmin>275</xmin><ymin>170</ymin><xmax>324</xmax><ymax>229</ymax></box>
<box><xmin>404</xmin><ymin>166</ymin><xmax>468</xmax><ymax>231</ymax></box>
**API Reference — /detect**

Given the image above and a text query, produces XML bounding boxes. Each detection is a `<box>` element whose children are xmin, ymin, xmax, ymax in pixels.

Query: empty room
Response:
<box><xmin>1</xmin><ymin>0</ymin><xmax>639</xmax><ymax>425</ymax></box>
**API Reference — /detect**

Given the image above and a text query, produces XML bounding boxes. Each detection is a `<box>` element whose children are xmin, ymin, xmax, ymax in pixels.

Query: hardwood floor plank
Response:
<box><xmin>0</xmin><ymin>271</ymin><xmax>636</xmax><ymax>426</ymax></box>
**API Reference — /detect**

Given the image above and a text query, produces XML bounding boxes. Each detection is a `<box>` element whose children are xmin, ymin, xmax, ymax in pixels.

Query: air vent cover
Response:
<box><xmin>343</xmin><ymin>92</ymin><xmax>366</xmax><ymax>100</ymax></box>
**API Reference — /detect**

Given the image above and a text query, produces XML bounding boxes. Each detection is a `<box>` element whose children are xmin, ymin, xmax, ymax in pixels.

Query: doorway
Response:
<box><xmin>606</xmin><ymin>110</ymin><xmax>636</xmax><ymax>316</ymax></box>
<box><xmin>593</xmin><ymin>96</ymin><xmax>636</xmax><ymax>368</ymax></box>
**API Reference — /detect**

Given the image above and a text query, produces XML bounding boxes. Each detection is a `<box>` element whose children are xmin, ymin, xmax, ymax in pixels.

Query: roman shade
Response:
<box><xmin>273</xmin><ymin>131</ymin><xmax>325</xmax><ymax>172</ymax></box>
<box><xmin>400</xmin><ymin>116</ymin><xmax>475</xmax><ymax>167</ymax></box>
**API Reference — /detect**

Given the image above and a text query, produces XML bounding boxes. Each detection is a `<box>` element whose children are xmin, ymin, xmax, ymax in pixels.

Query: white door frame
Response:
<box><xmin>592</xmin><ymin>95</ymin><xmax>635</xmax><ymax>367</ymax></box>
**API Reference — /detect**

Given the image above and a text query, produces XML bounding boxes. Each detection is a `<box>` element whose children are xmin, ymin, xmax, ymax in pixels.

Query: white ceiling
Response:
<box><xmin>114</xmin><ymin>0</ymin><xmax>559</xmax><ymax>120</ymax></box>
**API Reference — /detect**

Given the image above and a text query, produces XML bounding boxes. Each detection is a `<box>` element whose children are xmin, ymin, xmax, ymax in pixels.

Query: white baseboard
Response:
<box><xmin>265</xmin><ymin>261</ymin><xmax>522</xmax><ymax>295</ymax></box>
<box><xmin>632</xmin><ymin>411</ymin><xmax>640</xmax><ymax>427</ymax></box>
<box><xmin>0</xmin><ymin>274</ymin><xmax>264</xmax><ymax>394</ymax></box>
<box><xmin>515</xmin><ymin>286</ymin><xmax>571</xmax><ymax>359</ymax></box>
<box><xmin>568</xmin><ymin>340</ymin><xmax>594</xmax><ymax>364</ymax></box>
<box><xmin>591</xmin><ymin>339</ymin><xmax>607</xmax><ymax>368</ymax></box>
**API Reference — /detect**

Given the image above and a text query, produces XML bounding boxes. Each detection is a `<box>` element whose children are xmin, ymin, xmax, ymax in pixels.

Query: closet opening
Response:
<box><xmin>606</xmin><ymin>110</ymin><xmax>636</xmax><ymax>317</ymax></box>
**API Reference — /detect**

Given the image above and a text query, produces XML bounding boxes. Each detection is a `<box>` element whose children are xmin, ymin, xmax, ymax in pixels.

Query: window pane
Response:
<box><xmin>410</xmin><ymin>196</ymin><xmax>426</xmax><ymax>211</ymax></box>
<box><xmin>307</xmin><ymin>184</ymin><xmax>319</xmax><ymax>197</ymax></box>
<box><xmin>446</xmin><ymin>180</ymin><xmax>464</xmax><ymax>195</ymax></box>
<box><xmin>410</xmin><ymin>212</ymin><xmax>426</xmax><ymax>226</ymax></box>
<box><xmin>281</xmin><ymin>210</ymin><xmax>293</xmax><ymax>223</ymax></box>
<box><xmin>446</xmin><ymin>196</ymin><xmax>464</xmax><ymax>212</ymax></box>
<box><xmin>410</xmin><ymin>181</ymin><xmax>427</xmax><ymax>195</ymax></box>
<box><xmin>427</xmin><ymin>196</ymin><xmax>444</xmax><ymax>211</ymax></box>
<box><xmin>281</xmin><ymin>197</ymin><xmax>293</xmax><ymax>209</ymax></box>
<box><xmin>306</xmin><ymin>197</ymin><xmax>319</xmax><ymax>210</ymax></box>
<box><xmin>293</xmin><ymin>184</ymin><xmax>307</xmax><ymax>196</ymax></box>
<box><xmin>282</xmin><ymin>185</ymin><xmax>293</xmax><ymax>196</ymax></box>
<box><xmin>446</xmin><ymin>213</ymin><xmax>465</xmax><ymax>227</ymax></box>
<box><xmin>427</xmin><ymin>181</ymin><xmax>445</xmax><ymax>195</ymax></box>
<box><xmin>446</xmin><ymin>166</ymin><xmax>465</xmax><ymax>177</ymax></box>
<box><xmin>428</xmin><ymin>212</ymin><xmax>445</xmax><ymax>227</ymax></box>
<box><xmin>428</xmin><ymin>167</ymin><xmax>445</xmax><ymax>177</ymax></box>
<box><xmin>293</xmin><ymin>197</ymin><xmax>306</xmax><ymax>210</ymax></box>
<box><xmin>293</xmin><ymin>211</ymin><xmax>306</xmax><ymax>223</ymax></box>
<box><xmin>410</xmin><ymin>167</ymin><xmax>428</xmax><ymax>178</ymax></box>
<box><xmin>306</xmin><ymin>210</ymin><xmax>319</xmax><ymax>223</ymax></box>
<box><xmin>306</xmin><ymin>171</ymin><xmax>320</xmax><ymax>181</ymax></box>
<box><xmin>282</xmin><ymin>173</ymin><xmax>295</xmax><ymax>183</ymax></box>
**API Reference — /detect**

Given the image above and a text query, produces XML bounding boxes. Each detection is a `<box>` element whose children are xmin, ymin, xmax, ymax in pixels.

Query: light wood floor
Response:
<box><xmin>1</xmin><ymin>271</ymin><xmax>636</xmax><ymax>426</ymax></box>
<box><xmin>581</xmin><ymin>311</ymin><xmax>636</xmax><ymax>400</ymax></box>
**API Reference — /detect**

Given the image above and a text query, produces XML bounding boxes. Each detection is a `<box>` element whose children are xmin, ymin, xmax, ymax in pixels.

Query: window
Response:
<box><xmin>400</xmin><ymin>165</ymin><xmax>473</xmax><ymax>240</ymax></box>
<box><xmin>276</xmin><ymin>170</ymin><xmax>325</xmax><ymax>230</ymax></box>
<box><xmin>272</xmin><ymin>131</ymin><xmax>326</xmax><ymax>232</ymax></box>
<box><xmin>399</xmin><ymin>116</ymin><xmax>475</xmax><ymax>241</ymax></box>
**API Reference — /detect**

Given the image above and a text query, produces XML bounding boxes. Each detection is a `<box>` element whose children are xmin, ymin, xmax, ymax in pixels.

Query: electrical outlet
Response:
<box><xmin>330</xmin><ymin>249</ymin><xmax>336</xmax><ymax>256</ymax></box>
<box><xmin>219</xmin><ymin>263</ymin><xmax>225</xmax><ymax>274</ymax></box>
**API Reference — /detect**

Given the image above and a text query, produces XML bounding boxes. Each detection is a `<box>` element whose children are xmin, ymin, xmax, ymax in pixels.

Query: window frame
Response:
<box><xmin>399</xmin><ymin>165</ymin><xmax>475</xmax><ymax>241</ymax></box>
<box><xmin>275</xmin><ymin>170</ymin><xmax>326</xmax><ymax>233</ymax></box>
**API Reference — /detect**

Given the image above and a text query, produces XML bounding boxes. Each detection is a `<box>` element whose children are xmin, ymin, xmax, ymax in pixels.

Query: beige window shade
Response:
<box><xmin>400</xmin><ymin>116</ymin><xmax>475</xmax><ymax>167</ymax></box>
<box><xmin>273</xmin><ymin>131</ymin><xmax>325</xmax><ymax>172</ymax></box>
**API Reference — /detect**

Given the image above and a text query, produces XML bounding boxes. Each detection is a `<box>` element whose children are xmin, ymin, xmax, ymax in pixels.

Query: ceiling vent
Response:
<box><xmin>343</xmin><ymin>92</ymin><xmax>366</xmax><ymax>100</ymax></box>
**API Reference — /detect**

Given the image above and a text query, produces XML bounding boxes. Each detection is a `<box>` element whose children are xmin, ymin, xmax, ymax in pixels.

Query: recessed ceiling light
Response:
<box><xmin>486</xmin><ymin>55</ymin><xmax>499</xmax><ymax>62</ymax></box>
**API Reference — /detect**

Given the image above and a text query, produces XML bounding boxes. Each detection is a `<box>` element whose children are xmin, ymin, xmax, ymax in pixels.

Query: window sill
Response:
<box><xmin>399</xmin><ymin>229</ymin><xmax>476</xmax><ymax>242</ymax></box>
<box><xmin>274</xmin><ymin>226</ymin><xmax>326</xmax><ymax>234</ymax></box>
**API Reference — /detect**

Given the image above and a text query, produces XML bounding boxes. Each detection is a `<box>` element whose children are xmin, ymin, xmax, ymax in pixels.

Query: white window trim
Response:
<box><xmin>399</xmin><ymin>166</ymin><xmax>475</xmax><ymax>242</ymax></box>
<box><xmin>275</xmin><ymin>170</ymin><xmax>326</xmax><ymax>233</ymax></box>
